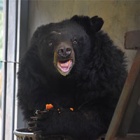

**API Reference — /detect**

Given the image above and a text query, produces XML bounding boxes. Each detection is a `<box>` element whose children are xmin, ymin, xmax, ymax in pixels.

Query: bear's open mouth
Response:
<box><xmin>57</xmin><ymin>60</ymin><xmax>73</xmax><ymax>74</ymax></box>
<box><xmin>53</xmin><ymin>44</ymin><xmax>75</xmax><ymax>76</ymax></box>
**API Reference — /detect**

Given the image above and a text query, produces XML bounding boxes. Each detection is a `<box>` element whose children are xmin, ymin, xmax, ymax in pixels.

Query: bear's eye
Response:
<box><xmin>72</xmin><ymin>39</ymin><xmax>78</xmax><ymax>45</ymax></box>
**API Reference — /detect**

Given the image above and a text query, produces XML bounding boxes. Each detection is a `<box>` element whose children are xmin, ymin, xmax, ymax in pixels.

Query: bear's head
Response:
<box><xmin>31</xmin><ymin>16</ymin><xmax>104</xmax><ymax>76</ymax></box>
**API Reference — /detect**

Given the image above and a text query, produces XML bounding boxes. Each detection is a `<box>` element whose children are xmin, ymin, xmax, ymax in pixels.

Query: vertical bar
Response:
<box><xmin>12</xmin><ymin>0</ymin><xmax>18</xmax><ymax>139</ymax></box>
<box><xmin>5</xmin><ymin>0</ymin><xmax>17</xmax><ymax>139</ymax></box>
<box><xmin>14</xmin><ymin>0</ymin><xmax>29</xmax><ymax>131</ymax></box>
<box><xmin>1</xmin><ymin>0</ymin><xmax>9</xmax><ymax>139</ymax></box>
<box><xmin>14</xmin><ymin>0</ymin><xmax>21</xmax><ymax>135</ymax></box>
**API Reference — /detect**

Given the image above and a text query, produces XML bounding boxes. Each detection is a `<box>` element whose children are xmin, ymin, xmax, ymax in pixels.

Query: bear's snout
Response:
<box><xmin>54</xmin><ymin>42</ymin><xmax>75</xmax><ymax>76</ymax></box>
<box><xmin>57</xmin><ymin>43</ymin><xmax>72</xmax><ymax>59</ymax></box>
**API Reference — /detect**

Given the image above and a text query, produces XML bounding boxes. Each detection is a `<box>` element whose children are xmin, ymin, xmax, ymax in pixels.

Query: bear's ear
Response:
<box><xmin>71</xmin><ymin>15</ymin><xmax>91</xmax><ymax>34</ymax></box>
<box><xmin>90</xmin><ymin>16</ymin><xmax>104</xmax><ymax>32</ymax></box>
<box><xmin>71</xmin><ymin>15</ymin><xmax>104</xmax><ymax>33</ymax></box>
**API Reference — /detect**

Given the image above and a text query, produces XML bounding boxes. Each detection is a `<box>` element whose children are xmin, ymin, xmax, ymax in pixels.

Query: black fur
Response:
<box><xmin>17</xmin><ymin>15</ymin><xmax>127</xmax><ymax>140</ymax></box>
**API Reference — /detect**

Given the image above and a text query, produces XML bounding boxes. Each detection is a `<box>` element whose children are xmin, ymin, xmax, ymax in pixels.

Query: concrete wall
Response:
<box><xmin>28</xmin><ymin>0</ymin><xmax>140</xmax><ymax>70</ymax></box>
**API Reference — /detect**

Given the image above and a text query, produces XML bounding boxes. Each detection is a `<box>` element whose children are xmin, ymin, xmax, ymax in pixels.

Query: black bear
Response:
<box><xmin>17</xmin><ymin>15</ymin><xmax>127</xmax><ymax>140</ymax></box>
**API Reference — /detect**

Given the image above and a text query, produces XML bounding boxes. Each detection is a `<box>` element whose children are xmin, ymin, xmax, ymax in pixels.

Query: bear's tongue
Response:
<box><xmin>57</xmin><ymin>60</ymin><xmax>72</xmax><ymax>73</ymax></box>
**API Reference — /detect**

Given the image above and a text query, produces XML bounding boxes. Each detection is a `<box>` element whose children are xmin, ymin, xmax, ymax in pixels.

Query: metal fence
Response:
<box><xmin>1</xmin><ymin>0</ymin><xmax>29</xmax><ymax>140</ymax></box>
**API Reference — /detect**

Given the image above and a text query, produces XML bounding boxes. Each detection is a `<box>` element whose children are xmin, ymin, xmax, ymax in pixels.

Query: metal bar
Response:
<box><xmin>1</xmin><ymin>0</ymin><xmax>9</xmax><ymax>140</ymax></box>
<box><xmin>12</xmin><ymin>1</ymin><xmax>19</xmax><ymax>140</ymax></box>
<box><xmin>15</xmin><ymin>0</ymin><xmax>29</xmax><ymax>130</ymax></box>
<box><xmin>14</xmin><ymin>1</ymin><xmax>22</xmax><ymax>136</ymax></box>
<box><xmin>4</xmin><ymin>0</ymin><xmax>17</xmax><ymax>139</ymax></box>
<box><xmin>0</xmin><ymin>60</ymin><xmax>19</xmax><ymax>63</ymax></box>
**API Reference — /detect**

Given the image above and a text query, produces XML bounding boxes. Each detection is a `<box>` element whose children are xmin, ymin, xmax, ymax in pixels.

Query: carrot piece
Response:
<box><xmin>70</xmin><ymin>108</ymin><xmax>74</xmax><ymax>111</ymax></box>
<box><xmin>46</xmin><ymin>104</ymin><xmax>53</xmax><ymax>110</ymax></box>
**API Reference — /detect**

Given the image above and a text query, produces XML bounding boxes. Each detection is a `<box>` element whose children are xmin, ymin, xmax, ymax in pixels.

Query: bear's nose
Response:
<box><xmin>57</xmin><ymin>47</ymin><xmax>72</xmax><ymax>58</ymax></box>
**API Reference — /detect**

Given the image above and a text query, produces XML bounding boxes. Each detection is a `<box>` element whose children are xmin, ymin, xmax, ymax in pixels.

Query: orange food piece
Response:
<box><xmin>46</xmin><ymin>104</ymin><xmax>54</xmax><ymax>110</ymax></box>
<box><xmin>70</xmin><ymin>108</ymin><xmax>74</xmax><ymax>111</ymax></box>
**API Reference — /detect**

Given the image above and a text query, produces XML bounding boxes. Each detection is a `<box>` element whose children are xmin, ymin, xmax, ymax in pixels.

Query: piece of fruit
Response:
<box><xmin>46</xmin><ymin>104</ymin><xmax>54</xmax><ymax>110</ymax></box>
